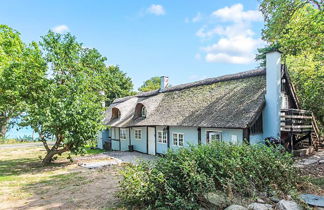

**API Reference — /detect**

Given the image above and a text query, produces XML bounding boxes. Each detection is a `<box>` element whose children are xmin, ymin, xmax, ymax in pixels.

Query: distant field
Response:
<box><xmin>0</xmin><ymin>143</ymin><xmax>122</xmax><ymax>210</ymax></box>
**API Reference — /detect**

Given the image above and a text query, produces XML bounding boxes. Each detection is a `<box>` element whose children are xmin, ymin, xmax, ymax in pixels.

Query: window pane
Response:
<box><xmin>163</xmin><ymin>131</ymin><xmax>167</xmax><ymax>143</ymax></box>
<box><xmin>158</xmin><ymin>132</ymin><xmax>162</xmax><ymax>143</ymax></box>
<box><xmin>179</xmin><ymin>134</ymin><xmax>184</xmax><ymax>146</ymax></box>
<box><xmin>173</xmin><ymin>134</ymin><xmax>178</xmax><ymax>145</ymax></box>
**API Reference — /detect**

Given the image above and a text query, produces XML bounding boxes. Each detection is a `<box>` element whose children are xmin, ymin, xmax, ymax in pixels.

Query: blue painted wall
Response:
<box><xmin>130</xmin><ymin>127</ymin><xmax>147</xmax><ymax>153</ymax></box>
<box><xmin>263</xmin><ymin>51</ymin><xmax>282</xmax><ymax>139</ymax></box>
<box><xmin>156</xmin><ymin>126</ymin><xmax>168</xmax><ymax>154</ymax></box>
<box><xmin>169</xmin><ymin>126</ymin><xmax>198</xmax><ymax>151</ymax></box>
<box><xmin>250</xmin><ymin>133</ymin><xmax>264</xmax><ymax>145</ymax></box>
<box><xmin>201</xmin><ymin>128</ymin><xmax>243</xmax><ymax>144</ymax></box>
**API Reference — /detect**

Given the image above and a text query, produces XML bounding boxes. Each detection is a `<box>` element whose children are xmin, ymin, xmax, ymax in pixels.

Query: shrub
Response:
<box><xmin>118</xmin><ymin>142</ymin><xmax>304</xmax><ymax>209</ymax></box>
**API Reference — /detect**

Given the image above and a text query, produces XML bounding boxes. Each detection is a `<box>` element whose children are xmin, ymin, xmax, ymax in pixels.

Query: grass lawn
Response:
<box><xmin>0</xmin><ymin>144</ymin><xmax>122</xmax><ymax>210</ymax></box>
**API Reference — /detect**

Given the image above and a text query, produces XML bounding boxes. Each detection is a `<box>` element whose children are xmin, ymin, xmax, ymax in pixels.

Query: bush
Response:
<box><xmin>118</xmin><ymin>142</ymin><xmax>304</xmax><ymax>209</ymax></box>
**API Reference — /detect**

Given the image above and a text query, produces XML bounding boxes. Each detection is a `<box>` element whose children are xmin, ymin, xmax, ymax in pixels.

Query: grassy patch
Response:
<box><xmin>83</xmin><ymin>145</ymin><xmax>104</xmax><ymax>155</ymax></box>
<box><xmin>310</xmin><ymin>177</ymin><xmax>324</xmax><ymax>189</ymax></box>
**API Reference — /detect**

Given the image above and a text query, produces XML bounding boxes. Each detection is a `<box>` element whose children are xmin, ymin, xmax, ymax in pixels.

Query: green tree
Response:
<box><xmin>257</xmin><ymin>0</ymin><xmax>324</xmax><ymax>127</ymax></box>
<box><xmin>103</xmin><ymin>65</ymin><xmax>134</xmax><ymax>106</ymax></box>
<box><xmin>0</xmin><ymin>25</ymin><xmax>46</xmax><ymax>138</ymax></box>
<box><xmin>138</xmin><ymin>76</ymin><xmax>162</xmax><ymax>92</ymax></box>
<box><xmin>23</xmin><ymin>31</ymin><xmax>108</xmax><ymax>165</ymax></box>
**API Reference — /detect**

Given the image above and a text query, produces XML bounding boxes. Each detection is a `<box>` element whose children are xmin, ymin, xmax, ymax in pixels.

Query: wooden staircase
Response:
<box><xmin>281</xmin><ymin>109</ymin><xmax>322</xmax><ymax>152</ymax></box>
<box><xmin>311</xmin><ymin>113</ymin><xmax>321</xmax><ymax>150</ymax></box>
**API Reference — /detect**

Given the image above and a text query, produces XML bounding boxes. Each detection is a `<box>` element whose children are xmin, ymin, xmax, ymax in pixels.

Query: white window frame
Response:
<box><xmin>120</xmin><ymin>129</ymin><xmax>127</xmax><ymax>140</ymax></box>
<box><xmin>157</xmin><ymin>130</ymin><xmax>168</xmax><ymax>144</ymax></box>
<box><xmin>134</xmin><ymin>129</ymin><xmax>142</xmax><ymax>140</ymax></box>
<box><xmin>163</xmin><ymin>131</ymin><xmax>167</xmax><ymax>144</ymax></box>
<box><xmin>173</xmin><ymin>133</ymin><xmax>184</xmax><ymax>147</ymax></box>
<box><xmin>231</xmin><ymin>135</ymin><xmax>238</xmax><ymax>144</ymax></box>
<box><xmin>206</xmin><ymin>130</ymin><xmax>222</xmax><ymax>143</ymax></box>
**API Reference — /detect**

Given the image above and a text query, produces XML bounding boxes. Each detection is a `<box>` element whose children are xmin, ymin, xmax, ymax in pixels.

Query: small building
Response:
<box><xmin>98</xmin><ymin>51</ymin><xmax>320</xmax><ymax>155</ymax></box>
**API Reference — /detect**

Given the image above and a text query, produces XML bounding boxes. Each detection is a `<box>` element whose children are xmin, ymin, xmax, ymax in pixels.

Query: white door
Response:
<box><xmin>148</xmin><ymin>127</ymin><xmax>156</xmax><ymax>155</ymax></box>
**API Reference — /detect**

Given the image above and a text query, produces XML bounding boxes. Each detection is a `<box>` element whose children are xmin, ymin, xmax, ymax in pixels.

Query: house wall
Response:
<box><xmin>130</xmin><ymin>127</ymin><xmax>147</xmax><ymax>153</ymax></box>
<box><xmin>156</xmin><ymin>126</ymin><xmax>168</xmax><ymax>154</ymax></box>
<box><xmin>169</xmin><ymin>126</ymin><xmax>198</xmax><ymax>150</ymax></box>
<box><xmin>97</xmin><ymin>131</ymin><xmax>103</xmax><ymax>149</ymax></box>
<box><xmin>201</xmin><ymin>128</ymin><xmax>243</xmax><ymax>144</ymax></box>
<box><xmin>250</xmin><ymin>133</ymin><xmax>264</xmax><ymax>145</ymax></box>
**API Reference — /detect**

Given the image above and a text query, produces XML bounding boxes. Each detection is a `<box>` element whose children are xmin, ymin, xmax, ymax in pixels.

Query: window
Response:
<box><xmin>120</xmin><ymin>129</ymin><xmax>126</xmax><ymax>140</ymax></box>
<box><xmin>178</xmin><ymin>134</ymin><xmax>184</xmax><ymax>146</ymax></box>
<box><xmin>207</xmin><ymin>131</ymin><xmax>222</xmax><ymax>143</ymax></box>
<box><xmin>111</xmin><ymin>107</ymin><xmax>121</xmax><ymax>119</ymax></box>
<box><xmin>231</xmin><ymin>135</ymin><xmax>238</xmax><ymax>144</ymax></box>
<box><xmin>251</xmin><ymin>114</ymin><xmax>263</xmax><ymax>134</ymax></box>
<box><xmin>141</xmin><ymin>106</ymin><xmax>147</xmax><ymax>117</ymax></box>
<box><xmin>134</xmin><ymin>103</ymin><xmax>147</xmax><ymax>119</ymax></box>
<box><xmin>134</xmin><ymin>129</ymin><xmax>142</xmax><ymax>140</ymax></box>
<box><xmin>158</xmin><ymin>131</ymin><xmax>167</xmax><ymax>144</ymax></box>
<box><xmin>173</xmin><ymin>133</ymin><xmax>184</xmax><ymax>146</ymax></box>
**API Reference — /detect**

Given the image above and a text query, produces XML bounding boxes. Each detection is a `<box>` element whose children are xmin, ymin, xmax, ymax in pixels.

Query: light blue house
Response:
<box><xmin>98</xmin><ymin>52</ymin><xmax>319</xmax><ymax>155</ymax></box>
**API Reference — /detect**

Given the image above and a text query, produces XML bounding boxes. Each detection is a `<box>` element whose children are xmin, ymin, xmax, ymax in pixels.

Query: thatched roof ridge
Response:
<box><xmin>106</xmin><ymin>69</ymin><xmax>266</xmax><ymax>128</ymax></box>
<box><xmin>113</xmin><ymin>69</ymin><xmax>265</xmax><ymax>103</ymax></box>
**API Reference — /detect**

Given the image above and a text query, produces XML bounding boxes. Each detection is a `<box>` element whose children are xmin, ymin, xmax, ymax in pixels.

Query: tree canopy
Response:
<box><xmin>138</xmin><ymin>76</ymin><xmax>162</xmax><ymax>92</ymax></box>
<box><xmin>103</xmin><ymin>65</ymin><xmax>135</xmax><ymax>106</ymax></box>
<box><xmin>0</xmin><ymin>25</ymin><xmax>46</xmax><ymax>138</ymax></box>
<box><xmin>257</xmin><ymin>0</ymin><xmax>324</xmax><ymax>128</ymax></box>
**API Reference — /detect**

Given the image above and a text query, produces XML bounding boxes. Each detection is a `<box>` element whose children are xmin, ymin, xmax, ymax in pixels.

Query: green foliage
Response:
<box><xmin>118</xmin><ymin>142</ymin><xmax>303</xmax><ymax>209</ymax></box>
<box><xmin>103</xmin><ymin>65</ymin><xmax>135</xmax><ymax>106</ymax></box>
<box><xmin>0</xmin><ymin>25</ymin><xmax>46</xmax><ymax>137</ymax></box>
<box><xmin>138</xmin><ymin>76</ymin><xmax>162</xmax><ymax>92</ymax></box>
<box><xmin>21</xmin><ymin>31</ymin><xmax>108</xmax><ymax>164</ymax></box>
<box><xmin>255</xmin><ymin>43</ymin><xmax>281</xmax><ymax>67</ymax></box>
<box><xmin>257</xmin><ymin>0</ymin><xmax>324</xmax><ymax>128</ymax></box>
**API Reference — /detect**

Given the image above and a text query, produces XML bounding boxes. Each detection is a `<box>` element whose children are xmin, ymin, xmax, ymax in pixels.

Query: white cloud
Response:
<box><xmin>147</xmin><ymin>4</ymin><xmax>165</xmax><ymax>16</ymax></box>
<box><xmin>203</xmin><ymin>36</ymin><xmax>263</xmax><ymax>55</ymax></box>
<box><xmin>212</xmin><ymin>4</ymin><xmax>262</xmax><ymax>23</ymax></box>
<box><xmin>195</xmin><ymin>4</ymin><xmax>264</xmax><ymax>64</ymax></box>
<box><xmin>192</xmin><ymin>12</ymin><xmax>202</xmax><ymax>23</ymax></box>
<box><xmin>205</xmin><ymin>53</ymin><xmax>254</xmax><ymax>64</ymax></box>
<box><xmin>52</xmin><ymin>25</ymin><xmax>69</xmax><ymax>33</ymax></box>
<box><xmin>185</xmin><ymin>12</ymin><xmax>203</xmax><ymax>23</ymax></box>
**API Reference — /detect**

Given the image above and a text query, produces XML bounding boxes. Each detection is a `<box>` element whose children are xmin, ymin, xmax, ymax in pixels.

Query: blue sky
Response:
<box><xmin>0</xmin><ymin>0</ymin><xmax>265</xmax><ymax>90</ymax></box>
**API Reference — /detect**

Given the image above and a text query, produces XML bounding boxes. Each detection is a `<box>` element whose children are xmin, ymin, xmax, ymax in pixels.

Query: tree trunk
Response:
<box><xmin>0</xmin><ymin>117</ymin><xmax>9</xmax><ymax>138</ymax></box>
<box><xmin>42</xmin><ymin>150</ymin><xmax>57</xmax><ymax>165</ymax></box>
<box><xmin>42</xmin><ymin>147</ymin><xmax>69</xmax><ymax>166</ymax></box>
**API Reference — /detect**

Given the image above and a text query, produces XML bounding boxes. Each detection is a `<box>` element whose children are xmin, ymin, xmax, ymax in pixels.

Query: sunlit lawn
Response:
<box><xmin>0</xmin><ymin>144</ymin><xmax>120</xmax><ymax>209</ymax></box>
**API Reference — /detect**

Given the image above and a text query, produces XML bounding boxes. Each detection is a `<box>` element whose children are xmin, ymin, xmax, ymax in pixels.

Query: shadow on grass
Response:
<box><xmin>0</xmin><ymin>158</ymin><xmax>71</xmax><ymax>181</ymax></box>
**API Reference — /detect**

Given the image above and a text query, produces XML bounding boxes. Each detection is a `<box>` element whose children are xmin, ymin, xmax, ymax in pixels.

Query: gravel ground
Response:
<box><xmin>103</xmin><ymin>151</ymin><xmax>159</xmax><ymax>164</ymax></box>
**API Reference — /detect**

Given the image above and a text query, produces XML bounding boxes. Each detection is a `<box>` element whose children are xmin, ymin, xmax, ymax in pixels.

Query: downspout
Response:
<box><xmin>167</xmin><ymin>126</ymin><xmax>170</xmax><ymax>148</ymax></box>
<box><xmin>198</xmin><ymin>127</ymin><xmax>201</xmax><ymax>145</ymax></box>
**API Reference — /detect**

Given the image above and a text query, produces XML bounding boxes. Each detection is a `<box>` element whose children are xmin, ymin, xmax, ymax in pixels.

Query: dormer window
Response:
<box><xmin>111</xmin><ymin>107</ymin><xmax>121</xmax><ymax>120</ymax></box>
<box><xmin>134</xmin><ymin>103</ymin><xmax>147</xmax><ymax>119</ymax></box>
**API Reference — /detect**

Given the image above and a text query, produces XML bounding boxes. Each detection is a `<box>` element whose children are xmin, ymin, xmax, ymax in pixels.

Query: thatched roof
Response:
<box><xmin>104</xmin><ymin>69</ymin><xmax>266</xmax><ymax>128</ymax></box>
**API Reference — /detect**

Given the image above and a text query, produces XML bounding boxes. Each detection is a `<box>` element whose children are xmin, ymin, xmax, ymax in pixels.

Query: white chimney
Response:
<box><xmin>160</xmin><ymin>76</ymin><xmax>169</xmax><ymax>92</ymax></box>
<box><xmin>263</xmin><ymin>51</ymin><xmax>282</xmax><ymax>139</ymax></box>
